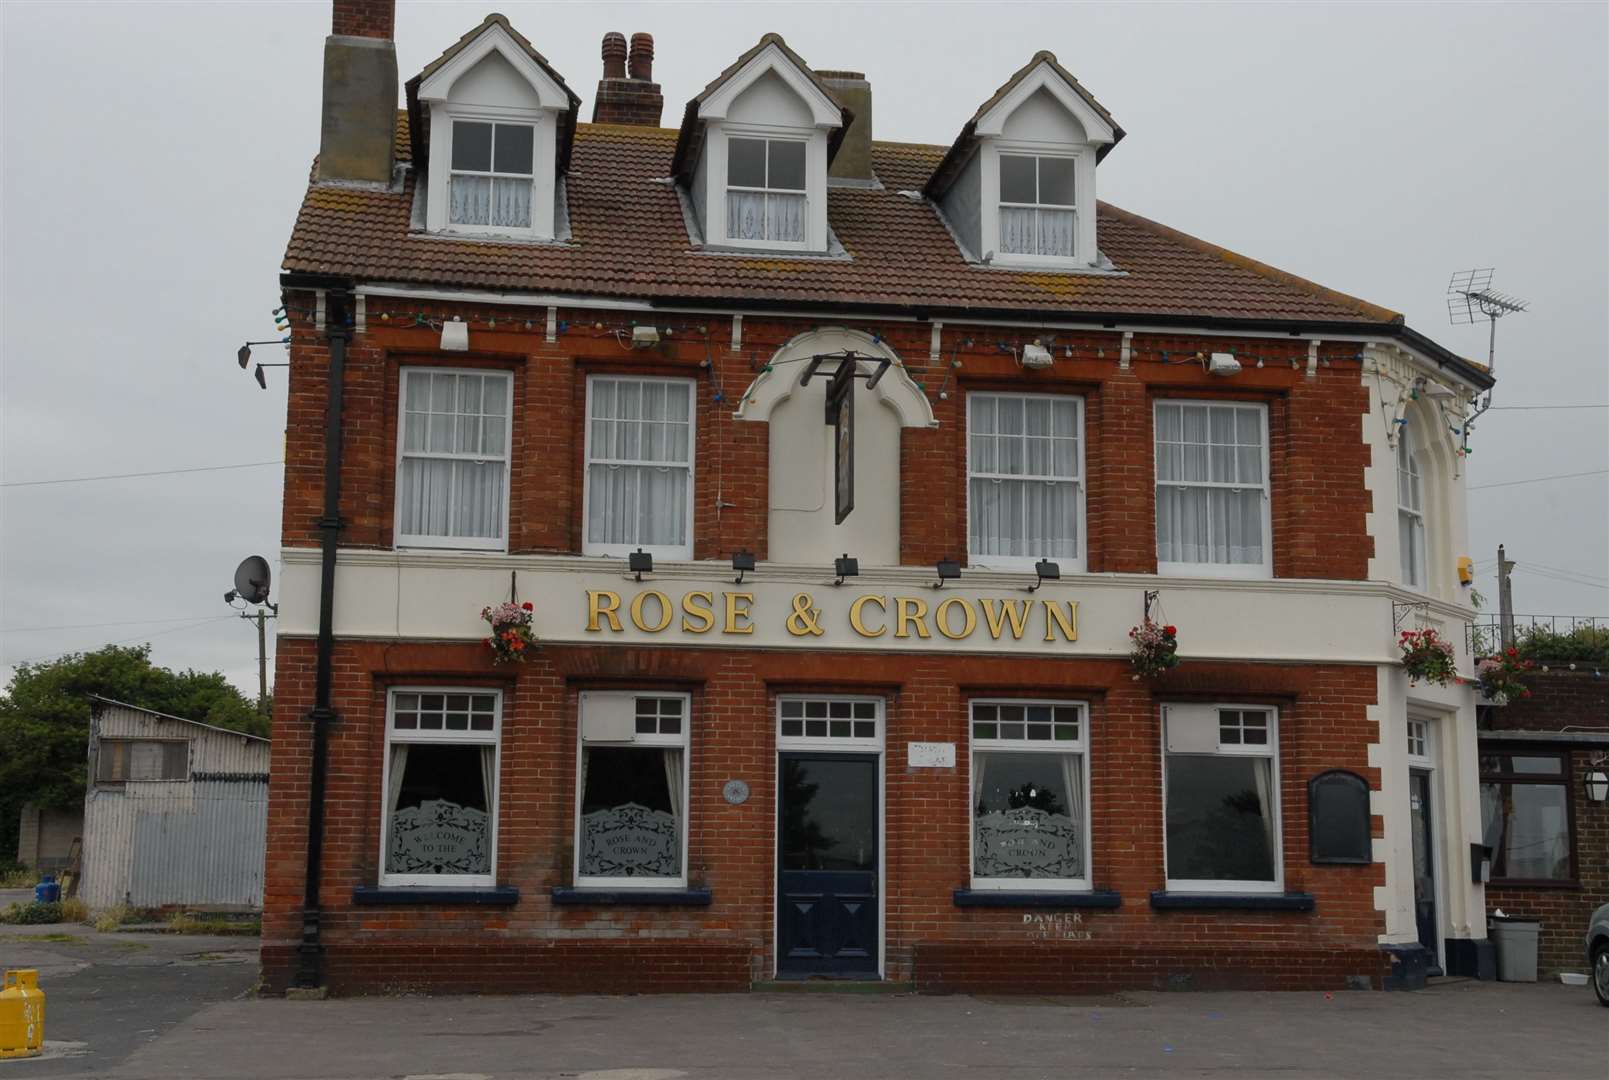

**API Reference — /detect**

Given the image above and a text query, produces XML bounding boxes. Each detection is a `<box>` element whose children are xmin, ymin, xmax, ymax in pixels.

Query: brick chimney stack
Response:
<box><xmin>592</xmin><ymin>30</ymin><xmax>664</xmax><ymax>127</ymax></box>
<box><xmin>318</xmin><ymin>0</ymin><xmax>398</xmax><ymax>185</ymax></box>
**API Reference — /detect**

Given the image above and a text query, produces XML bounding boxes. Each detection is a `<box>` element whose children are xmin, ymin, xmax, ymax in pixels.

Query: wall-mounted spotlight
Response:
<box><xmin>238</xmin><ymin>345</ymin><xmax>252</xmax><ymax>369</ymax></box>
<box><xmin>1027</xmin><ymin>559</ymin><xmax>1061</xmax><ymax>592</ymax></box>
<box><xmin>934</xmin><ymin>559</ymin><xmax>961</xmax><ymax>589</ymax></box>
<box><xmin>628</xmin><ymin>548</ymin><xmax>653</xmax><ymax>582</ymax></box>
<box><xmin>732</xmin><ymin>550</ymin><xmax>755</xmax><ymax>585</ymax></box>
<box><xmin>441</xmin><ymin>317</ymin><xmax>469</xmax><ymax>352</ymax></box>
<box><xmin>834</xmin><ymin>554</ymin><xmax>859</xmax><ymax>586</ymax></box>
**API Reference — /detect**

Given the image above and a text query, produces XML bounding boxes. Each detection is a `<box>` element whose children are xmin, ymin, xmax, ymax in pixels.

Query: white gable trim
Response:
<box><xmin>975</xmin><ymin>61</ymin><xmax>1115</xmax><ymax>145</ymax></box>
<box><xmin>734</xmin><ymin>328</ymin><xmax>937</xmax><ymax>429</ymax></box>
<box><xmin>698</xmin><ymin>43</ymin><xmax>843</xmax><ymax>130</ymax></box>
<box><xmin>416</xmin><ymin>23</ymin><xmax>570</xmax><ymax>112</ymax></box>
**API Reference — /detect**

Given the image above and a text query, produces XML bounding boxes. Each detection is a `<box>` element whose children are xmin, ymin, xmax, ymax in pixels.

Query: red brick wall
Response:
<box><xmin>280</xmin><ymin>298</ymin><xmax>1372</xmax><ymax>578</ymax></box>
<box><xmin>261</xmin><ymin>638</ymin><xmax>1385</xmax><ymax>994</ymax></box>
<box><xmin>332</xmin><ymin>0</ymin><xmax>393</xmax><ymax>39</ymax></box>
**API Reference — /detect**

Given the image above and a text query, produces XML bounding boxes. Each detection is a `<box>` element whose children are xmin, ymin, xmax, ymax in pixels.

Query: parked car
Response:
<box><xmin>1589</xmin><ymin>902</ymin><xmax>1609</xmax><ymax>1007</ymax></box>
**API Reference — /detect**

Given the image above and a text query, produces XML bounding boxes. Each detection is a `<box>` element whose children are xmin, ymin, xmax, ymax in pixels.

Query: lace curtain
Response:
<box><xmin>1000</xmin><ymin>207</ymin><xmax>1074</xmax><ymax>257</ymax></box>
<box><xmin>449</xmin><ymin>175</ymin><xmax>532</xmax><ymax>229</ymax></box>
<box><xmin>727</xmin><ymin>191</ymin><xmax>805</xmax><ymax>242</ymax></box>
<box><xmin>970</xmin><ymin>395</ymin><xmax>1080</xmax><ymax>559</ymax></box>
<box><xmin>587</xmin><ymin>379</ymin><xmax>691</xmax><ymax>549</ymax></box>
<box><xmin>398</xmin><ymin>371</ymin><xmax>508</xmax><ymax>542</ymax></box>
<box><xmin>1155</xmin><ymin>402</ymin><xmax>1265</xmax><ymax>565</ymax></box>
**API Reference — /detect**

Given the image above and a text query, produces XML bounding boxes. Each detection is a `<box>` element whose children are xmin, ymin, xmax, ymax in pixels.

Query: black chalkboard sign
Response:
<box><xmin>1308</xmin><ymin>770</ymin><xmax>1372</xmax><ymax>865</ymax></box>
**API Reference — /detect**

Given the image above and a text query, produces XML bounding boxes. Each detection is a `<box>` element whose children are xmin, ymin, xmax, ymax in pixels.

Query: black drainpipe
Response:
<box><xmin>296</xmin><ymin>286</ymin><xmax>351</xmax><ymax>989</ymax></box>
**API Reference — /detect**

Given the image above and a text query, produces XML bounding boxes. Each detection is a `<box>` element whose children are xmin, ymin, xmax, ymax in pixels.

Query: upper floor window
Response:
<box><xmin>999</xmin><ymin>152</ymin><xmax>1076</xmax><ymax>259</ymax></box>
<box><xmin>968</xmin><ymin>394</ymin><xmax>1084</xmax><ymax>570</ymax></box>
<box><xmin>396</xmin><ymin>368</ymin><xmax>511</xmax><ymax>551</ymax></box>
<box><xmin>584</xmin><ymin>376</ymin><xmax>694</xmax><ymax>559</ymax></box>
<box><xmin>448</xmin><ymin>121</ymin><xmax>535</xmax><ymax>229</ymax></box>
<box><xmin>1163</xmin><ymin>704</ymin><xmax>1282</xmax><ymax>892</ymax></box>
<box><xmin>1155</xmin><ymin>401</ymin><xmax>1270</xmax><ymax>578</ymax></box>
<box><xmin>1397</xmin><ymin>435</ymin><xmax>1427</xmax><ymax>590</ymax></box>
<box><xmin>726</xmin><ymin>136</ymin><xmax>807</xmax><ymax>245</ymax></box>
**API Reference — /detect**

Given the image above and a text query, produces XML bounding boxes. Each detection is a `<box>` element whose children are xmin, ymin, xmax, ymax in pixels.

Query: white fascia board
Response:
<box><xmin>974</xmin><ymin>62</ymin><xmax>1115</xmax><ymax>145</ymax></box>
<box><xmin>697</xmin><ymin>43</ymin><xmax>843</xmax><ymax>129</ymax></box>
<box><xmin>416</xmin><ymin>23</ymin><xmax>570</xmax><ymax>111</ymax></box>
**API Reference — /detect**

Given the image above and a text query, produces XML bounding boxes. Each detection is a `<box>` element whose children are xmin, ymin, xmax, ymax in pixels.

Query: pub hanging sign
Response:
<box><xmin>801</xmin><ymin>350</ymin><xmax>892</xmax><ymax>526</ymax></box>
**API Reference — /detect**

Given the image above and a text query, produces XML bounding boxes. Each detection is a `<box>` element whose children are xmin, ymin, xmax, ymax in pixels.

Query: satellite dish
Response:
<box><xmin>233</xmin><ymin>556</ymin><xmax>272</xmax><ymax>605</ymax></box>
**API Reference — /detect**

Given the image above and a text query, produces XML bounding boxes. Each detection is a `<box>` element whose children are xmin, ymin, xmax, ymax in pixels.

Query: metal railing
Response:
<box><xmin>1466</xmin><ymin>614</ymin><xmax>1607</xmax><ymax>659</ymax></box>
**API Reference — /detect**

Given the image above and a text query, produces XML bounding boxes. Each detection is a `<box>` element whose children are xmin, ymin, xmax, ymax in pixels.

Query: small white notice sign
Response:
<box><xmin>908</xmin><ymin>741</ymin><xmax>956</xmax><ymax>768</ymax></box>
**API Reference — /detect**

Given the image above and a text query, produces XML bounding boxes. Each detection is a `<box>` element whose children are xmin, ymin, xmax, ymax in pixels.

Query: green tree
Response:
<box><xmin>0</xmin><ymin>644</ymin><xmax>266</xmax><ymax>862</ymax></box>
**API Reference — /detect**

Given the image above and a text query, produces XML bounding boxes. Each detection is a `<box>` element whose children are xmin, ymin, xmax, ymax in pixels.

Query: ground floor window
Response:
<box><xmin>577</xmin><ymin>692</ymin><xmax>689</xmax><ymax>886</ymax></box>
<box><xmin>1163</xmin><ymin>704</ymin><xmax>1281</xmax><ymax>891</ymax></box>
<box><xmin>1480</xmin><ymin>749</ymin><xmax>1573</xmax><ymax>882</ymax></box>
<box><xmin>382</xmin><ymin>689</ymin><xmax>501</xmax><ymax>886</ymax></box>
<box><xmin>970</xmin><ymin>700</ymin><xmax>1089</xmax><ymax>890</ymax></box>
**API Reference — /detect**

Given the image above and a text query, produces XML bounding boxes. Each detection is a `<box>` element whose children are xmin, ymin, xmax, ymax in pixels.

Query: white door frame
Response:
<box><xmin>1407</xmin><ymin>712</ymin><xmax>1446</xmax><ymax>972</ymax></box>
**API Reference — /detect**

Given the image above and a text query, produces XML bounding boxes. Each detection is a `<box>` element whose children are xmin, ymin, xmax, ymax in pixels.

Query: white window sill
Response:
<box><xmin>1157</xmin><ymin>561</ymin><xmax>1272</xmax><ymax>581</ymax></box>
<box><xmin>395</xmin><ymin>539</ymin><xmax>509</xmax><ymax>554</ymax></box>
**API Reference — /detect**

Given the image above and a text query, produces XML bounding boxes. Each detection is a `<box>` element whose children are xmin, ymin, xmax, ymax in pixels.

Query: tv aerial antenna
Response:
<box><xmin>1447</xmin><ymin>268</ymin><xmax>1528</xmax><ymax>422</ymax></box>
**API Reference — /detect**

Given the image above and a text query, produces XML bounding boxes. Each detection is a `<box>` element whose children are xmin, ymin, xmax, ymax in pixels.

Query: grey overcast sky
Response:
<box><xmin>2</xmin><ymin>1</ymin><xmax>1606</xmax><ymax>696</ymax></box>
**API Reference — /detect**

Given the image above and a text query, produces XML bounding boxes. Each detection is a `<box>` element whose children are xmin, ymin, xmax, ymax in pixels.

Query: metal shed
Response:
<box><xmin>81</xmin><ymin>697</ymin><xmax>270</xmax><ymax>911</ymax></box>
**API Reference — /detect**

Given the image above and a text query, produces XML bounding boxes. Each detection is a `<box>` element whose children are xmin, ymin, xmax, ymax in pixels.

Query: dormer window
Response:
<box><xmin>449</xmin><ymin>121</ymin><xmax>536</xmax><ymax>229</ymax></box>
<box><xmin>726</xmin><ymin>136</ymin><xmax>807</xmax><ymax>243</ymax></box>
<box><xmin>998</xmin><ymin>152</ymin><xmax>1077</xmax><ymax>259</ymax></box>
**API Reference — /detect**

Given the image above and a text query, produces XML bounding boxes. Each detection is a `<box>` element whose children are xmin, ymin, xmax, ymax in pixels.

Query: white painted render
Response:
<box><xmin>726</xmin><ymin>69</ymin><xmax>815</xmax><ymax>128</ymax></box>
<box><xmin>1000</xmin><ymin>87</ymin><xmax>1089</xmax><ymax>144</ymax></box>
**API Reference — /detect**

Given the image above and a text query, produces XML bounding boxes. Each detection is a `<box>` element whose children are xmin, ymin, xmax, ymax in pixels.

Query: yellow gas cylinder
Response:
<box><xmin>0</xmin><ymin>970</ymin><xmax>44</xmax><ymax>1058</ymax></box>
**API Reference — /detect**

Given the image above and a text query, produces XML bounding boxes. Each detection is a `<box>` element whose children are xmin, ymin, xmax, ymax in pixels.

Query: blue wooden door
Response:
<box><xmin>777</xmin><ymin>753</ymin><xmax>878</xmax><ymax>976</ymax></box>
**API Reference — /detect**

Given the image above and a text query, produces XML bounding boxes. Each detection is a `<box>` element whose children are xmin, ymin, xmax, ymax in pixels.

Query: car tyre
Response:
<box><xmin>1594</xmin><ymin>941</ymin><xmax>1609</xmax><ymax>1007</ymax></box>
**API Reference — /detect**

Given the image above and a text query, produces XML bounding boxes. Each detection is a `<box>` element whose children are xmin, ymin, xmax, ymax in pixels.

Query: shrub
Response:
<box><xmin>93</xmin><ymin>903</ymin><xmax>133</xmax><ymax>932</ymax></box>
<box><xmin>0</xmin><ymin>900</ymin><xmax>63</xmax><ymax>925</ymax></box>
<box><xmin>0</xmin><ymin>863</ymin><xmax>36</xmax><ymax>889</ymax></box>
<box><xmin>58</xmin><ymin>897</ymin><xmax>89</xmax><ymax>923</ymax></box>
<box><xmin>1516</xmin><ymin>625</ymin><xmax>1609</xmax><ymax>666</ymax></box>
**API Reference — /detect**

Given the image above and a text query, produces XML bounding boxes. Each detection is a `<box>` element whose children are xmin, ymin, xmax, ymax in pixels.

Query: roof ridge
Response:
<box><xmin>1097</xmin><ymin>201</ymin><xmax>1403</xmax><ymax>325</ymax></box>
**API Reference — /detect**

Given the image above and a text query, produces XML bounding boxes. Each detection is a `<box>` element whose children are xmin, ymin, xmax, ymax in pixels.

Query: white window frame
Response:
<box><xmin>1397</xmin><ymin>434</ymin><xmax>1428</xmax><ymax>591</ymax></box>
<box><xmin>1406</xmin><ymin>717</ymin><xmax>1431</xmax><ymax>764</ymax></box>
<box><xmin>444</xmin><ymin>116</ymin><xmax>538</xmax><ymax>233</ymax></box>
<box><xmin>427</xmin><ymin>103</ymin><xmax>554</xmax><ymax>240</ymax></box>
<box><xmin>968</xmin><ymin>699</ymin><xmax>1091</xmax><ymax>892</ymax></box>
<box><xmin>380</xmin><ymin>687</ymin><xmax>502</xmax><ymax>889</ymax></box>
<box><xmin>1154</xmin><ymin>399</ymin><xmax>1273</xmax><ymax>580</ymax></box>
<box><xmin>1161</xmin><ymin>703</ymin><xmax>1283</xmax><ymax>894</ymax></box>
<box><xmin>979</xmin><ymin>140</ymin><xmax>1094</xmax><ymax>270</ymax></box>
<box><xmin>582</xmin><ymin>375</ymin><xmax>696</xmax><ymax>560</ymax></box>
<box><xmin>721</xmin><ymin>131</ymin><xmax>810</xmax><ymax>250</ymax></box>
<box><xmin>707</xmin><ymin>122</ymin><xmax>828</xmax><ymax>252</ymax></box>
<box><xmin>775</xmin><ymin>694</ymin><xmax>884</xmax><ymax>752</ymax></box>
<box><xmin>966</xmin><ymin>392</ymin><xmax>1086</xmax><ymax>572</ymax></box>
<box><xmin>393</xmin><ymin>366</ymin><xmax>513</xmax><ymax>552</ymax></box>
<box><xmin>574</xmin><ymin>691</ymin><xmax>692</xmax><ymax>890</ymax></box>
<box><xmin>994</xmin><ymin>147</ymin><xmax>1080</xmax><ymax>263</ymax></box>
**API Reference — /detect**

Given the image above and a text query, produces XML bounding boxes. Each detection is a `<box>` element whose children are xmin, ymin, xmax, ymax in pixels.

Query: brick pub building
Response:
<box><xmin>263</xmin><ymin>1</ymin><xmax>1502</xmax><ymax>994</ymax></box>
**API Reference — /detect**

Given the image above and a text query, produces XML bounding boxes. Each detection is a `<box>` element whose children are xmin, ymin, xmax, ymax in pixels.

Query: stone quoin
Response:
<box><xmin>262</xmin><ymin>0</ymin><xmax>1500</xmax><ymax>995</ymax></box>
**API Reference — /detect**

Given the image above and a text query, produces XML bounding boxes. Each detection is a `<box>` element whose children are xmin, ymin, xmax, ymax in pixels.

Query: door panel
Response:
<box><xmin>1410</xmin><ymin>768</ymin><xmax>1442</xmax><ymax>973</ymax></box>
<box><xmin>778</xmin><ymin>754</ymin><xmax>878</xmax><ymax>975</ymax></box>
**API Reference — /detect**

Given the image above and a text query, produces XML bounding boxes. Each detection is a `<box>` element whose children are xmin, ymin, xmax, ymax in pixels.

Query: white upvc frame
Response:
<box><xmin>443</xmin><ymin>116</ymin><xmax>537</xmax><ymax>230</ymax></box>
<box><xmin>722</xmin><ymin>131</ymin><xmax>810</xmax><ymax>247</ymax></box>
<box><xmin>978</xmin><ymin>139</ymin><xmax>1097</xmax><ymax>270</ymax></box>
<box><xmin>704</xmin><ymin>121</ymin><xmax>827</xmax><ymax>252</ymax></box>
<box><xmin>965</xmin><ymin>391</ymin><xmax>1086</xmax><ymax>572</ymax></box>
<box><xmin>1161</xmin><ymin>703</ymin><xmax>1284</xmax><ymax>894</ymax></box>
<box><xmin>379</xmin><ymin>686</ymin><xmax>502</xmax><ymax>888</ymax></box>
<box><xmin>968</xmin><ymin>698</ymin><xmax>1092</xmax><ymax>892</ymax></box>
<box><xmin>1154</xmin><ymin>398</ymin><xmax>1273</xmax><ymax>580</ymax></box>
<box><xmin>1405</xmin><ymin>712</ymin><xmax>1446</xmax><ymax>970</ymax></box>
<box><xmin>393</xmin><ymin>366</ymin><xmax>513</xmax><ymax>552</ymax></box>
<box><xmin>1397</xmin><ymin>433</ymin><xmax>1428</xmax><ymax>591</ymax></box>
<box><xmin>772</xmin><ymin>694</ymin><xmax>886</xmax><ymax>979</ymax></box>
<box><xmin>993</xmin><ymin>146</ymin><xmax>1079</xmax><ymax>261</ymax></box>
<box><xmin>573</xmin><ymin>690</ymin><xmax>692</xmax><ymax>890</ymax></box>
<box><xmin>581</xmin><ymin>374</ymin><xmax>696</xmax><ymax>561</ymax></box>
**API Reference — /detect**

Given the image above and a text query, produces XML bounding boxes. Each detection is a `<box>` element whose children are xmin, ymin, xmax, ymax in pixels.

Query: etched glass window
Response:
<box><xmin>585</xmin><ymin>376</ymin><xmax>694</xmax><ymax>558</ymax></box>
<box><xmin>577</xmin><ymin>694</ymin><xmax>689</xmax><ymax>886</ymax></box>
<box><xmin>726</xmin><ymin>136</ymin><xmax>807</xmax><ymax>244</ymax></box>
<box><xmin>397</xmin><ymin>368</ymin><xmax>510</xmax><ymax>549</ymax></box>
<box><xmin>382</xmin><ymin>690</ymin><xmax>500</xmax><ymax>886</ymax></box>
<box><xmin>970</xmin><ymin>701</ymin><xmax>1088</xmax><ymax>889</ymax></box>
<box><xmin>448</xmin><ymin>120</ymin><xmax>535</xmax><ymax>229</ymax></box>
<box><xmin>1163</xmin><ymin>704</ymin><xmax>1280</xmax><ymax>889</ymax></box>
<box><xmin>1155</xmin><ymin>401</ymin><xmax>1269</xmax><ymax>573</ymax></box>
<box><xmin>968</xmin><ymin>394</ymin><xmax>1083</xmax><ymax>566</ymax></box>
<box><xmin>999</xmin><ymin>153</ymin><xmax>1076</xmax><ymax>258</ymax></box>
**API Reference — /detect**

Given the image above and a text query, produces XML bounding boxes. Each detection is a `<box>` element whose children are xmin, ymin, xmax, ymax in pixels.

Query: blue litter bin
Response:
<box><xmin>33</xmin><ymin>877</ymin><xmax>58</xmax><ymax>904</ymax></box>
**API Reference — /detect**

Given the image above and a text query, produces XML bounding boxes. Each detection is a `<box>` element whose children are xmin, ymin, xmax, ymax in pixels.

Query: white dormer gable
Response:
<box><xmin>417</xmin><ymin>19</ymin><xmax>573</xmax><ymax>241</ymax></box>
<box><xmin>687</xmin><ymin>37</ymin><xmax>843</xmax><ymax>253</ymax></box>
<box><xmin>931</xmin><ymin>54</ymin><xmax>1122</xmax><ymax>272</ymax></box>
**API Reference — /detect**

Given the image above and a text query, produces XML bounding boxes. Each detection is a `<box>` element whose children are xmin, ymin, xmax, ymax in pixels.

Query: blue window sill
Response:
<box><xmin>1149</xmin><ymin>891</ymin><xmax>1314</xmax><ymax>912</ymax></box>
<box><xmin>353</xmin><ymin>886</ymin><xmax>520</xmax><ymax>906</ymax></box>
<box><xmin>953</xmin><ymin>889</ymin><xmax>1121</xmax><ymax>909</ymax></box>
<box><xmin>551</xmin><ymin>886</ymin><xmax>712</xmax><ymax>906</ymax></box>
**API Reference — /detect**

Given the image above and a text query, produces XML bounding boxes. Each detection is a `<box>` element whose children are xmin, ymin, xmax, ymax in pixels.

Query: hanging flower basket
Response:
<box><xmin>482</xmin><ymin>601</ymin><xmax>535</xmax><ymax>663</ymax></box>
<box><xmin>1129</xmin><ymin>619</ymin><xmax>1180</xmax><ymax>680</ymax></box>
<box><xmin>1476</xmin><ymin>649</ymin><xmax>1533</xmax><ymax>705</ymax></box>
<box><xmin>1398</xmin><ymin>628</ymin><xmax>1457</xmax><ymax>686</ymax></box>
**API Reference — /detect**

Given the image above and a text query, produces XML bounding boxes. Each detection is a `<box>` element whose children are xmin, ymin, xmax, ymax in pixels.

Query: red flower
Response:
<box><xmin>522</xmin><ymin>602</ymin><xmax>533</xmax><ymax>611</ymax></box>
<box><xmin>1164</xmin><ymin>626</ymin><xmax>1177</xmax><ymax>636</ymax></box>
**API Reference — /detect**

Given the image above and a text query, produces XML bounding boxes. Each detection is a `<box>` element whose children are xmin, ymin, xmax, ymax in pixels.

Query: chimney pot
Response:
<box><xmin>318</xmin><ymin>0</ymin><xmax>398</xmax><ymax>184</ymax></box>
<box><xmin>601</xmin><ymin>31</ymin><xmax>627</xmax><ymax>79</ymax></box>
<box><xmin>628</xmin><ymin>33</ymin><xmax>655</xmax><ymax>81</ymax></box>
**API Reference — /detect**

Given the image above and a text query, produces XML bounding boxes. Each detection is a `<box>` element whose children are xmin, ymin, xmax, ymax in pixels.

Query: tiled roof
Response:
<box><xmin>283</xmin><ymin>112</ymin><xmax>1404</xmax><ymax>327</ymax></box>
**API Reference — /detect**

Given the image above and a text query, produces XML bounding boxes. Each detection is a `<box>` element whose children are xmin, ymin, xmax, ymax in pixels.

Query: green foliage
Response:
<box><xmin>0</xmin><ymin>862</ymin><xmax>36</xmax><ymax>888</ymax></box>
<box><xmin>0</xmin><ymin>644</ymin><xmax>267</xmax><ymax>857</ymax></box>
<box><xmin>1516</xmin><ymin>625</ymin><xmax>1609</xmax><ymax>665</ymax></box>
<box><xmin>0</xmin><ymin>900</ymin><xmax>63</xmax><ymax>925</ymax></box>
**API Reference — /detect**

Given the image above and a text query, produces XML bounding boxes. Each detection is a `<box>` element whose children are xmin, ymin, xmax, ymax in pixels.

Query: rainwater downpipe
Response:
<box><xmin>297</xmin><ymin>286</ymin><xmax>350</xmax><ymax>989</ymax></box>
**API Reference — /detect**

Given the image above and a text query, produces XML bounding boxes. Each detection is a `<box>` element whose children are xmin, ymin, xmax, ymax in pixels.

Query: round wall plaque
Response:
<box><xmin>722</xmin><ymin>779</ymin><xmax>750</xmax><ymax>805</ymax></box>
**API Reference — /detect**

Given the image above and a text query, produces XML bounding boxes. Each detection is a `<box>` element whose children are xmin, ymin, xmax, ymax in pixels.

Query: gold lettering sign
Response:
<box><xmin>581</xmin><ymin>589</ymin><xmax>1078</xmax><ymax>646</ymax></box>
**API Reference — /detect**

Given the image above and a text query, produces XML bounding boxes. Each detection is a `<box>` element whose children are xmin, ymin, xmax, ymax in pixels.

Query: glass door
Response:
<box><xmin>776</xmin><ymin>753</ymin><xmax>878</xmax><ymax>976</ymax></box>
<box><xmin>1410</xmin><ymin>768</ymin><xmax>1442</xmax><ymax>975</ymax></box>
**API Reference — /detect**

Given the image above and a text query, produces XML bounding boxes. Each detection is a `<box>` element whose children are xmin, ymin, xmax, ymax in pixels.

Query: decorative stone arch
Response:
<box><xmin>733</xmin><ymin>327</ymin><xmax>937</xmax><ymax>429</ymax></box>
